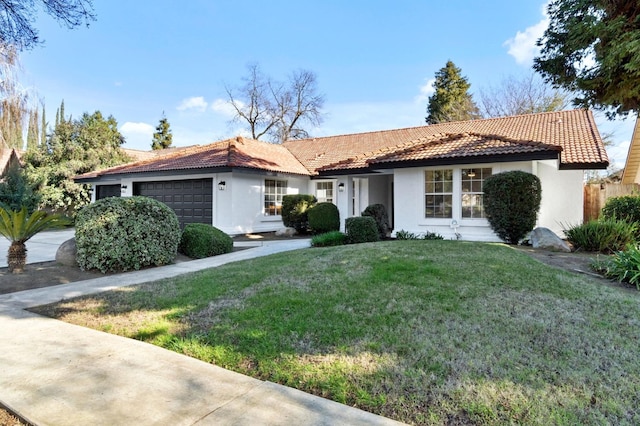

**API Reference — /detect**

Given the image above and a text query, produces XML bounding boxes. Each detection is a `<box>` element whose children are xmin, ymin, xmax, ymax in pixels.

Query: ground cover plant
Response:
<box><xmin>34</xmin><ymin>241</ymin><xmax>640</xmax><ymax>425</ymax></box>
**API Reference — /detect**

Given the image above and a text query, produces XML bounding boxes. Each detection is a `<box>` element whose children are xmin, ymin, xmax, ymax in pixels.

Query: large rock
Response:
<box><xmin>530</xmin><ymin>227</ymin><xmax>571</xmax><ymax>252</ymax></box>
<box><xmin>56</xmin><ymin>237</ymin><xmax>78</xmax><ymax>267</ymax></box>
<box><xmin>275</xmin><ymin>227</ymin><xmax>297</xmax><ymax>237</ymax></box>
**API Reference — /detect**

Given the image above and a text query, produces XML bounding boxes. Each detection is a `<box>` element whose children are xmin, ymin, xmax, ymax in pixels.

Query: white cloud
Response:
<box><xmin>177</xmin><ymin>96</ymin><xmax>208</xmax><ymax>112</ymax></box>
<box><xmin>120</xmin><ymin>122</ymin><xmax>155</xmax><ymax>150</ymax></box>
<box><xmin>414</xmin><ymin>78</ymin><xmax>435</xmax><ymax>104</ymax></box>
<box><xmin>120</xmin><ymin>121</ymin><xmax>154</xmax><ymax>135</ymax></box>
<box><xmin>504</xmin><ymin>3</ymin><xmax>550</xmax><ymax>65</ymax></box>
<box><xmin>210</xmin><ymin>98</ymin><xmax>238</xmax><ymax>118</ymax></box>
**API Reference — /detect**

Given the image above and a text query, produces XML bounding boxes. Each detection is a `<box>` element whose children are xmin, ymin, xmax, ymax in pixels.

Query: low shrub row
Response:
<box><xmin>563</xmin><ymin>218</ymin><xmax>637</xmax><ymax>254</ymax></box>
<box><xmin>395</xmin><ymin>229</ymin><xmax>444</xmax><ymax>240</ymax></box>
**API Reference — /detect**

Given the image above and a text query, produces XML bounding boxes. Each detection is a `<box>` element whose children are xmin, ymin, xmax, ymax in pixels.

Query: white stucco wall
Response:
<box><xmin>391</xmin><ymin>161</ymin><xmax>581</xmax><ymax>242</ymax></box>
<box><xmin>90</xmin><ymin>171</ymin><xmax>308</xmax><ymax>235</ymax></box>
<box><xmin>220</xmin><ymin>172</ymin><xmax>307</xmax><ymax>235</ymax></box>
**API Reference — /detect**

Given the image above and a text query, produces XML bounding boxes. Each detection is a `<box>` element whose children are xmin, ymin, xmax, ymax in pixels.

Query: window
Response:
<box><xmin>315</xmin><ymin>181</ymin><xmax>334</xmax><ymax>203</ymax></box>
<box><xmin>461</xmin><ymin>168</ymin><xmax>492</xmax><ymax>218</ymax></box>
<box><xmin>425</xmin><ymin>169</ymin><xmax>453</xmax><ymax>218</ymax></box>
<box><xmin>264</xmin><ymin>179</ymin><xmax>287</xmax><ymax>216</ymax></box>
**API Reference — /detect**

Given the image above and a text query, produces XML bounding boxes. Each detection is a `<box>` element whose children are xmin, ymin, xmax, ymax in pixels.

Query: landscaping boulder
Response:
<box><xmin>530</xmin><ymin>227</ymin><xmax>571</xmax><ymax>252</ymax></box>
<box><xmin>275</xmin><ymin>227</ymin><xmax>297</xmax><ymax>237</ymax></box>
<box><xmin>56</xmin><ymin>238</ymin><xmax>78</xmax><ymax>267</ymax></box>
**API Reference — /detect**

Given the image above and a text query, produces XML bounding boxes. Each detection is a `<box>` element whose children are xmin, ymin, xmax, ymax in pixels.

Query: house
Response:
<box><xmin>75</xmin><ymin>109</ymin><xmax>608</xmax><ymax>241</ymax></box>
<box><xmin>621</xmin><ymin>116</ymin><xmax>640</xmax><ymax>184</ymax></box>
<box><xmin>0</xmin><ymin>148</ymin><xmax>22</xmax><ymax>177</ymax></box>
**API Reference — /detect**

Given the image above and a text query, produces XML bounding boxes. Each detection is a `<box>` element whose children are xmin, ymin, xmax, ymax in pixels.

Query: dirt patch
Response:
<box><xmin>515</xmin><ymin>246</ymin><xmax>606</xmax><ymax>277</ymax></box>
<box><xmin>0</xmin><ymin>232</ymin><xmax>295</xmax><ymax>295</ymax></box>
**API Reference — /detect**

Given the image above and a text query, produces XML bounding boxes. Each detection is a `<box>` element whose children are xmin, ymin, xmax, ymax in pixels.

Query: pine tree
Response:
<box><xmin>151</xmin><ymin>112</ymin><xmax>173</xmax><ymax>150</ymax></box>
<box><xmin>425</xmin><ymin>61</ymin><xmax>481</xmax><ymax>125</ymax></box>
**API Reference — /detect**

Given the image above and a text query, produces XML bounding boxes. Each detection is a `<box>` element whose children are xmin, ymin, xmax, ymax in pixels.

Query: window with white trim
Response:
<box><xmin>425</xmin><ymin>169</ymin><xmax>453</xmax><ymax>218</ymax></box>
<box><xmin>264</xmin><ymin>179</ymin><xmax>287</xmax><ymax>216</ymax></box>
<box><xmin>315</xmin><ymin>181</ymin><xmax>334</xmax><ymax>203</ymax></box>
<box><xmin>461</xmin><ymin>168</ymin><xmax>492</xmax><ymax>218</ymax></box>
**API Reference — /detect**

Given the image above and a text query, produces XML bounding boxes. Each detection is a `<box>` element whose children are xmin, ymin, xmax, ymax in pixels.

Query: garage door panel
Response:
<box><xmin>133</xmin><ymin>178</ymin><xmax>213</xmax><ymax>227</ymax></box>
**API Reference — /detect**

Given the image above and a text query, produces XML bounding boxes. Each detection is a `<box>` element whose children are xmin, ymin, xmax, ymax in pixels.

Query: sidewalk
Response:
<box><xmin>0</xmin><ymin>238</ymin><xmax>405</xmax><ymax>426</ymax></box>
<box><xmin>0</xmin><ymin>228</ymin><xmax>76</xmax><ymax>268</ymax></box>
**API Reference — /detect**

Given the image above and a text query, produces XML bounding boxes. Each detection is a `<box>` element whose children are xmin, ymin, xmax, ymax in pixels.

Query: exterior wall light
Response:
<box><xmin>338</xmin><ymin>183</ymin><xmax>345</xmax><ymax>192</ymax></box>
<box><xmin>121</xmin><ymin>185</ymin><xmax>128</xmax><ymax>190</ymax></box>
<box><xmin>218</xmin><ymin>181</ymin><xmax>226</xmax><ymax>191</ymax></box>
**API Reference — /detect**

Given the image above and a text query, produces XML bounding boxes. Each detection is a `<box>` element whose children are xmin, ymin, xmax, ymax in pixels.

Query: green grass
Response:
<box><xmin>34</xmin><ymin>241</ymin><xmax>640</xmax><ymax>425</ymax></box>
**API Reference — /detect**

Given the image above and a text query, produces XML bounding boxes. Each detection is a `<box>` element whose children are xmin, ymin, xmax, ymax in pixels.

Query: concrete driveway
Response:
<box><xmin>0</xmin><ymin>228</ymin><xmax>75</xmax><ymax>268</ymax></box>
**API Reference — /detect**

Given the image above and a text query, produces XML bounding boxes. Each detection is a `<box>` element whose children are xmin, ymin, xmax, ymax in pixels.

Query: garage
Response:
<box><xmin>133</xmin><ymin>178</ymin><xmax>213</xmax><ymax>227</ymax></box>
<box><xmin>95</xmin><ymin>184</ymin><xmax>121</xmax><ymax>200</ymax></box>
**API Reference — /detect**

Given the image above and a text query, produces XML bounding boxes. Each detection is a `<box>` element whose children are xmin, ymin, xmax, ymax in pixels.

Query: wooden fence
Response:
<box><xmin>583</xmin><ymin>183</ymin><xmax>640</xmax><ymax>222</ymax></box>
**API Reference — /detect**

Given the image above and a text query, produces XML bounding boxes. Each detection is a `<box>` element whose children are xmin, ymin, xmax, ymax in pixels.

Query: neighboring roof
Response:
<box><xmin>76</xmin><ymin>137</ymin><xmax>310</xmax><ymax>181</ymax></box>
<box><xmin>621</xmin><ymin>117</ymin><xmax>640</xmax><ymax>184</ymax></box>
<box><xmin>284</xmin><ymin>109</ymin><xmax>608</xmax><ymax>172</ymax></box>
<box><xmin>0</xmin><ymin>148</ymin><xmax>22</xmax><ymax>176</ymax></box>
<box><xmin>122</xmin><ymin>146</ymin><xmax>199</xmax><ymax>162</ymax></box>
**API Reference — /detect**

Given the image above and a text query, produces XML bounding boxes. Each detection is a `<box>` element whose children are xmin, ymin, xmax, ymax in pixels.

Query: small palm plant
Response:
<box><xmin>0</xmin><ymin>207</ymin><xmax>71</xmax><ymax>273</ymax></box>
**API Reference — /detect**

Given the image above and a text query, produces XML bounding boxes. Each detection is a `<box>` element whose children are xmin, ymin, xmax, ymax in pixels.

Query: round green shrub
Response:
<box><xmin>362</xmin><ymin>204</ymin><xmax>391</xmax><ymax>239</ymax></box>
<box><xmin>75</xmin><ymin>196</ymin><xmax>181</xmax><ymax>273</ymax></box>
<box><xmin>282</xmin><ymin>194</ymin><xmax>317</xmax><ymax>233</ymax></box>
<box><xmin>345</xmin><ymin>216</ymin><xmax>379</xmax><ymax>244</ymax></box>
<box><xmin>483</xmin><ymin>171</ymin><xmax>542</xmax><ymax>244</ymax></box>
<box><xmin>308</xmin><ymin>202</ymin><xmax>340</xmax><ymax>234</ymax></box>
<box><xmin>179</xmin><ymin>223</ymin><xmax>233</xmax><ymax>258</ymax></box>
<box><xmin>602</xmin><ymin>195</ymin><xmax>640</xmax><ymax>224</ymax></box>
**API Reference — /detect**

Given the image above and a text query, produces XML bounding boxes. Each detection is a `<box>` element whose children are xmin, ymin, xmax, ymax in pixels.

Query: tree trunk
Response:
<box><xmin>8</xmin><ymin>241</ymin><xmax>27</xmax><ymax>273</ymax></box>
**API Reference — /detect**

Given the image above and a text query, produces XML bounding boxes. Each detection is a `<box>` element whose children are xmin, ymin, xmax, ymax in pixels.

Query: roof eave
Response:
<box><xmin>368</xmin><ymin>151</ymin><xmax>561</xmax><ymax>170</ymax></box>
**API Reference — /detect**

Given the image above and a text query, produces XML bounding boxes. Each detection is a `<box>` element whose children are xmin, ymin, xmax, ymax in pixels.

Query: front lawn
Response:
<box><xmin>34</xmin><ymin>241</ymin><xmax>640</xmax><ymax>425</ymax></box>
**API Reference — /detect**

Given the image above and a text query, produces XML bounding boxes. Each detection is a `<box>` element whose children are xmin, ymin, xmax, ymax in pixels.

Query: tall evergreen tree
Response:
<box><xmin>26</xmin><ymin>108</ymin><xmax>39</xmax><ymax>151</ymax></box>
<box><xmin>25</xmin><ymin>110</ymin><xmax>131</xmax><ymax>216</ymax></box>
<box><xmin>151</xmin><ymin>112</ymin><xmax>173</xmax><ymax>150</ymax></box>
<box><xmin>534</xmin><ymin>0</ymin><xmax>640</xmax><ymax>118</ymax></box>
<box><xmin>40</xmin><ymin>104</ymin><xmax>46</xmax><ymax>146</ymax></box>
<box><xmin>425</xmin><ymin>61</ymin><xmax>481</xmax><ymax>125</ymax></box>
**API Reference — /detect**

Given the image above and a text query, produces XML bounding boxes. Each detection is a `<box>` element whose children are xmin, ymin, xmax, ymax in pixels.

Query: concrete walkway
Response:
<box><xmin>0</xmin><ymin>234</ymin><xmax>405</xmax><ymax>425</ymax></box>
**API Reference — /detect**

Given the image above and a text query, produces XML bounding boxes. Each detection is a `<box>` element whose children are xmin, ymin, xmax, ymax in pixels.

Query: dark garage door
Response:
<box><xmin>96</xmin><ymin>184</ymin><xmax>121</xmax><ymax>200</ymax></box>
<box><xmin>133</xmin><ymin>179</ymin><xmax>213</xmax><ymax>227</ymax></box>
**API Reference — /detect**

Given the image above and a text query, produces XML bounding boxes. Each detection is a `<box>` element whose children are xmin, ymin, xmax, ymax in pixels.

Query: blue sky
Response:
<box><xmin>19</xmin><ymin>0</ymin><xmax>634</xmax><ymax>169</ymax></box>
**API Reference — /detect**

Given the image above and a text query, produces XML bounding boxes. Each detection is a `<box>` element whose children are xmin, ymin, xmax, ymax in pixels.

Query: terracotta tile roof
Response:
<box><xmin>318</xmin><ymin>133</ymin><xmax>563</xmax><ymax>171</ymax></box>
<box><xmin>77</xmin><ymin>109</ymin><xmax>608</xmax><ymax>182</ymax></box>
<box><xmin>76</xmin><ymin>137</ymin><xmax>310</xmax><ymax>180</ymax></box>
<box><xmin>285</xmin><ymin>109</ymin><xmax>608</xmax><ymax>172</ymax></box>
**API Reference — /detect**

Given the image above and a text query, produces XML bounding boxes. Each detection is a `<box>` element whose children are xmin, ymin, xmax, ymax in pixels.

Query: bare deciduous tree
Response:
<box><xmin>226</xmin><ymin>64</ymin><xmax>324</xmax><ymax>143</ymax></box>
<box><xmin>0</xmin><ymin>0</ymin><xmax>95</xmax><ymax>51</ymax></box>
<box><xmin>479</xmin><ymin>73</ymin><xmax>568</xmax><ymax>118</ymax></box>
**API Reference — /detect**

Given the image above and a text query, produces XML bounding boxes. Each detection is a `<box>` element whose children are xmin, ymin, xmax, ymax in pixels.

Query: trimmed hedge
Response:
<box><xmin>282</xmin><ymin>194</ymin><xmax>317</xmax><ymax>233</ymax></box>
<box><xmin>601</xmin><ymin>195</ymin><xmax>640</xmax><ymax>224</ymax></box>
<box><xmin>345</xmin><ymin>216</ymin><xmax>379</xmax><ymax>244</ymax></box>
<box><xmin>75</xmin><ymin>196</ymin><xmax>181</xmax><ymax>273</ymax></box>
<box><xmin>179</xmin><ymin>223</ymin><xmax>233</xmax><ymax>258</ymax></box>
<box><xmin>362</xmin><ymin>204</ymin><xmax>391</xmax><ymax>239</ymax></box>
<box><xmin>308</xmin><ymin>202</ymin><xmax>340</xmax><ymax>234</ymax></box>
<box><xmin>483</xmin><ymin>171</ymin><xmax>541</xmax><ymax>244</ymax></box>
